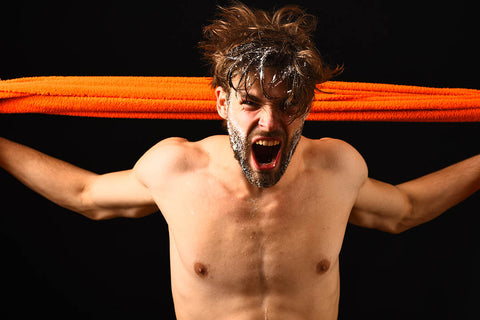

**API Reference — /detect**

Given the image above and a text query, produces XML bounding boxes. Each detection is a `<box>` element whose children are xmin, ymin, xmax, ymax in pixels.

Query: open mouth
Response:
<box><xmin>251</xmin><ymin>139</ymin><xmax>282</xmax><ymax>170</ymax></box>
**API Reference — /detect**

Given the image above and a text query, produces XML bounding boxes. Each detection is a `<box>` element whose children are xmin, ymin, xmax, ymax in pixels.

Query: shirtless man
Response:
<box><xmin>1</xmin><ymin>3</ymin><xmax>479</xmax><ymax>320</ymax></box>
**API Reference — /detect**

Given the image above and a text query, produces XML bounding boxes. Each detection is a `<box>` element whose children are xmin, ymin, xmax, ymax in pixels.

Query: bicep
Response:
<box><xmin>81</xmin><ymin>169</ymin><xmax>158</xmax><ymax>220</ymax></box>
<box><xmin>82</xmin><ymin>137</ymin><xmax>191</xmax><ymax>219</ymax></box>
<box><xmin>349</xmin><ymin>178</ymin><xmax>412</xmax><ymax>233</ymax></box>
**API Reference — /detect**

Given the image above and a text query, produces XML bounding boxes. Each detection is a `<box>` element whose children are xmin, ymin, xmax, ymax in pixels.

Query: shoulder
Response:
<box><xmin>301</xmin><ymin>137</ymin><xmax>368</xmax><ymax>183</ymax></box>
<box><xmin>133</xmin><ymin>137</ymin><xmax>211</xmax><ymax>187</ymax></box>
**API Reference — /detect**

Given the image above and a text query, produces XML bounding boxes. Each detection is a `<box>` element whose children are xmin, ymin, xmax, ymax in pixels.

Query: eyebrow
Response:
<box><xmin>238</xmin><ymin>91</ymin><xmax>286</xmax><ymax>104</ymax></box>
<box><xmin>238</xmin><ymin>91</ymin><xmax>261</xmax><ymax>102</ymax></box>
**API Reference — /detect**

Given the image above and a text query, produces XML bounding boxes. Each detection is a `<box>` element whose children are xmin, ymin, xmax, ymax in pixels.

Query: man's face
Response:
<box><xmin>217</xmin><ymin>70</ymin><xmax>306</xmax><ymax>188</ymax></box>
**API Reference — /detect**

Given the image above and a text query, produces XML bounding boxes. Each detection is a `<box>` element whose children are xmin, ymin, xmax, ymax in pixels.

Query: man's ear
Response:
<box><xmin>215</xmin><ymin>86</ymin><xmax>228</xmax><ymax>119</ymax></box>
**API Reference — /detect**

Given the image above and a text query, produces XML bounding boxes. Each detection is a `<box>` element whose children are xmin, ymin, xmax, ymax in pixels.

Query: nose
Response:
<box><xmin>258</xmin><ymin>106</ymin><xmax>282</xmax><ymax>131</ymax></box>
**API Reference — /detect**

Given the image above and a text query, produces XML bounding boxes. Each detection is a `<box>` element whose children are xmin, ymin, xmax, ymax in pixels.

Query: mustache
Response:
<box><xmin>248</xmin><ymin>129</ymin><xmax>285</xmax><ymax>141</ymax></box>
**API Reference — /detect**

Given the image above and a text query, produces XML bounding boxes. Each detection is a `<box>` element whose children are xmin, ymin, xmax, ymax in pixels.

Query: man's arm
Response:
<box><xmin>0</xmin><ymin>137</ymin><xmax>158</xmax><ymax>220</ymax></box>
<box><xmin>350</xmin><ymin>154</ymin><xmax>480</xmax><ymax>234</ymax></box>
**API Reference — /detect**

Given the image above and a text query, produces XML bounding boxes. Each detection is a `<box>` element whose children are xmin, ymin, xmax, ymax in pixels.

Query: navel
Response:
<box><xmin>194</xmin><ymin>262</ymin><xmax>208</xmax><ymax>278</ymax></box>
<box><xmin>316</xmin><ymin>259</ymin><xmax>331</xmax><ymax>274</ymax></box>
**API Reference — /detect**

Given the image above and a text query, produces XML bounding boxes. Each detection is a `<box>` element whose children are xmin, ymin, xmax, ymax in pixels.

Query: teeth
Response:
<box><xmin>255</xmin><ymin>140</ymin><xmax>280</xmax><ymax>146</ymax></box>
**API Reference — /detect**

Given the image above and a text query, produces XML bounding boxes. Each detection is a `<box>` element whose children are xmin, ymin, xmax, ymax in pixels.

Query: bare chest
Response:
<box><xmin>158</xmin><ymin>171</ymin><xmax>355</xmax><ymax>294</ymax></box>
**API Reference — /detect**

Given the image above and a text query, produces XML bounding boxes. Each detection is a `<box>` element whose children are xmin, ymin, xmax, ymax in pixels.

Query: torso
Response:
<box><xmin>141</xmin><ymin>135</ymin><xmax>366</xmax><ymax>320</ymax></box>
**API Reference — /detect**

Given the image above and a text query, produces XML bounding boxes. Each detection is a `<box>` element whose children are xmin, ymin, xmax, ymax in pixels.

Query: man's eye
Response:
<box><xmin>282</xmin><ymin>103</ymin><xmax>298</xmax><ymax>116</ymax></box>
<box><xmin>240</xmin><ymin>100</ymin><xmax>260</xmax><ymax>108</ymax></box>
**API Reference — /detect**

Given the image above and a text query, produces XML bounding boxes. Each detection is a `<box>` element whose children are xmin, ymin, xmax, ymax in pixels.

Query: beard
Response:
<box><xmin>227</xmin><ymin>118</ymin><xmax>303</xmax><ymax>188</ymax></box>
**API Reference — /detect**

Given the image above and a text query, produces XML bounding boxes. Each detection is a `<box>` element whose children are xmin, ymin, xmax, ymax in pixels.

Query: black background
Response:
<box><xmin>1</xmin><ymin>0</ymin><xmax>479</xmax><ymax>319</ymax></box>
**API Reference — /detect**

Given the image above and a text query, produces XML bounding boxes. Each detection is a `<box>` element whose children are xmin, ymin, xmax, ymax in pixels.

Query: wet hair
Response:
<box><xmin>199</xmin><ymin>1</ymin><xmax>342</xmax><ymax>120</ymax></box>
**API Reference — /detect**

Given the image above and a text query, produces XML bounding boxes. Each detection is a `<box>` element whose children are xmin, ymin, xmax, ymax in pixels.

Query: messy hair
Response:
<box><xmin>199</xmin><ymin>1</ymin><xmax>342</xmax><ymax>120</ymax></box>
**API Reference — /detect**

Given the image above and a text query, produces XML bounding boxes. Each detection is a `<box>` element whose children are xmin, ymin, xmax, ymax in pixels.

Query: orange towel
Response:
<box><xmin>1</xmin><ymin>76</ymin><xmax>479</xmax><ymax>121</ymax></box>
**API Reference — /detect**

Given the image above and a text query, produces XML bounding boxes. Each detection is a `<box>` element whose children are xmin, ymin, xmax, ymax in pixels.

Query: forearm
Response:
<box><xmin>0</xmin><ymin>137</ymin><xmax>97</xmax><ymax>213</ymax></box>
<box><xmin>396</xmin><ymin>154</ymin><xmax>480</xmax><ymax>231</ymax></box>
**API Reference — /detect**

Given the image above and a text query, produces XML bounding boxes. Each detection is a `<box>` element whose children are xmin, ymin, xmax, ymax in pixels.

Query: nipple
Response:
<box><xmin>316</xmin><ymin>259</ymin><xmax>331</xmax><ymax>274</ymax></box>
<box><xmin>194</xmin><ymin>262</ymin><xmax>208</xmax><ymax>278</ymax></box>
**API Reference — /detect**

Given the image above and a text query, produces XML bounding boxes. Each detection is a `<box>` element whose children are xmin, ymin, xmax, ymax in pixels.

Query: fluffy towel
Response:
<box><xmin>1</xmin><ymin>76</ymin><xmax>479</xmax><ymax>121</ymax></box>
